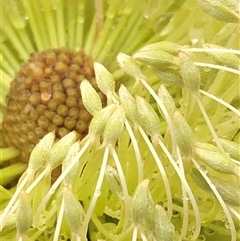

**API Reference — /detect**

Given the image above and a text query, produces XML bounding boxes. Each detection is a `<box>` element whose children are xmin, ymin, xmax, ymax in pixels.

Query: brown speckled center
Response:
<box><xmin>2</xmin><ymin>48</ymin><xmax>105</xmax><ymax>162</ymax></box>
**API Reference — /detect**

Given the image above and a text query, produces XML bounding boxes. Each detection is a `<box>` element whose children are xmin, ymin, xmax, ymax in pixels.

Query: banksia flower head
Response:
<box><xmin>0</xmin><ymin>1</ymin><xmax>239</xmax><ymax>241</ymax></box>
<box><xmin>2</xmin><ymin>48</ymin><xmax>104</xmax><ymax>162</ymax></box>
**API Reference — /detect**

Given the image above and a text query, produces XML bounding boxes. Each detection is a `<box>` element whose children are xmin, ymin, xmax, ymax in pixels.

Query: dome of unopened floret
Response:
<box><xmin>2</xmin><ymin>48</ymin><xmax>105</xmax><ymax>162</ymax></box>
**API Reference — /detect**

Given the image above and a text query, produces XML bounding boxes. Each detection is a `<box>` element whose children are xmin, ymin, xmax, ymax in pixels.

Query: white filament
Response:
<box><xmin>81</xmin><ymin>146</ymin><xmax>109</xmax><ymax>236</ymax></box>
<box><xmin>157</xmin><ymin>137</ymin><xmax>201</xmax><ymax>240</ymax></box>
<box><xmin>194</xmin><ymin>62</ymin><xmax>240</xmax><ymax>75</ymax></box>
<box><xmin>111</xmin><ymin>148</ymin><xmax>131</xmax><ymax>229</ymax></box>
<box><xmin>138</xmin><ymin>126</ymin><xmax>173</xmax><ymax>219</ymax></box>
<box><xmin>192</xmin><ymin>157</ymin><xmax>236</xmax><ymax>241</ymax></box>
<box><xmin>125</xmin><ymin>119</ymin><xmax>143</xmax><ymax>183</ymax></box>
<box><xmin>34</xmin><ymin>138</ymin><xmax>91</xmax><ymax>227</ymax></box>
<box><xmin>196</xmin><ymin>97</ymin><xmax>223</xmax><ymax>151</ymax></box>
<box><xmin>199</xmin><ymin>89</ymin><xmax>240</xmax><ymax>117</ymax></box>
<box><xmin>53</xmin><ymin>198</ymin><xmax>64</xmax><ymax>241</ymax></box>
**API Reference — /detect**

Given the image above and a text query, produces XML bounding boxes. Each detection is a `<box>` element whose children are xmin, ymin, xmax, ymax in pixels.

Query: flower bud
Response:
<box><xmin>144</xmin><ymin>199</ymin><xmax>155</xmax><ymax>232</ymax></box>
<box><xmin>105</xmin><ymin>165</ymin><xmax>123</xmax><ymax>199</ymax></box>
<box><xmin>16</xmin><ymin>191</ymin><xmax>32</xmax><ymax>236</ymax></box>
<box><xmin>211</xmin><ymin>177</ymin><xmax>240</xmax><ymax>206</ymax></box>
<box><xmin>191</xmin><ymin>167</ymin><xmax>211</xmax><ymax>192</ymax></box>
<box><xmin>172</xmin><ymin>110</ymin><xmax>194</xmax><ymax>155</ymax></box>
<box><xmin>193</xmin><ymin>142</ymin><xmax>239</xmax><ymax>176</ymax></box>
<box><xmin>117</xmin><ymin>53</ymin><xmax>143</xmax><ymax>79</ymax></box>
<box><xmin>203</xmin><ymin>43</ymin><xmax>240</xmax><ymax>70</ymax></box>
<box><xmin>136</xmin><ymin>96</ymin><xmax>161</xmax><ymax>137</ymax></box>
<box><xmin>89</xmin><ymin>104</ymin><xmax>116</xmax><ymax>137</ymax></box>
<box><xmin>197</xmin><ymin>0</ymin><xmax>239</xmax><ymax>23</ymax></box>
<box><xmin>154</xmin><ymin>204</ymin><xmax>175</xmax><ymax>241</ymax></box>
<box><xmin>158</xmin><ymin>85</ymin><xmax>176</xmax><ymax>117</ymax></box>
<box><xmin>134</xmin><ymin>41</ymin><xmax>180</xmax><ymax>56</ymax></box>
<box><xmin>63</xmin><ymin>187</ymin><xmax>85</xmax><ymax>233</ymax></box>
<box><xmin>119</xmin><ymin>85</ymin><xmax>139</xmax><ymax>123</ymax></box>
<box><xmin>130</xmin><ymin>179</ymin><xmax>155</xmax><ymax>230</ymax></box>
<box><xmin>160</xmin><ymin>41</ymin><xmax>181</xmax><ymax>55</ymax></box>
<box><xmin>28</xmin><ymin>132</ymin><xmax>55</xmax><ymax>172</ymax></box>
<box><xmin>133</xmin><ymin>46</ymin><xmax>179</xmax><ymax>69</ymax></box>
<box><xmin>62</xmin><ymin>142</ymin><xmax>81</xmax><ymax>187</ymax></box>
<box><xmin>80</xmin><ymin>79</ymin><xmax>102</xmax><ymax>115</ymax></box>
<box><xmin>179</xmin><ymin>51</ymin><xmax>200</xmax><ymax>92</ymax></box>
<box><xmin>218</xmin><ymin>138</ymin><xmax>240</xmax><ymax>161</ymax></box>
<box><xmin>153</xmin><ymin>68</ymin><xmax>183</xmax><ymax>87</ymax></box>
<box><xmin>131</xmin><ymin>180</ymin><xmax>150</xmax><ymax>224</ymax></box>
<box><xmin>193</xmin><ymin>165</ymin><xmax>240</xmax><ymax>206</ymax></box>
<box><xmin>103</xmin><ymin>105</ymin><xmax>125</xmax><ymax>145</ymax></box>
<box><xmin>48</xmin><ymin>131</ymin><xmax>76</xmax><ymax>170</ymax></box>
<box><xmin>94</xmin><ymin>62</ymin><xmax>115</xmax><ymax>96</ymax></box>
